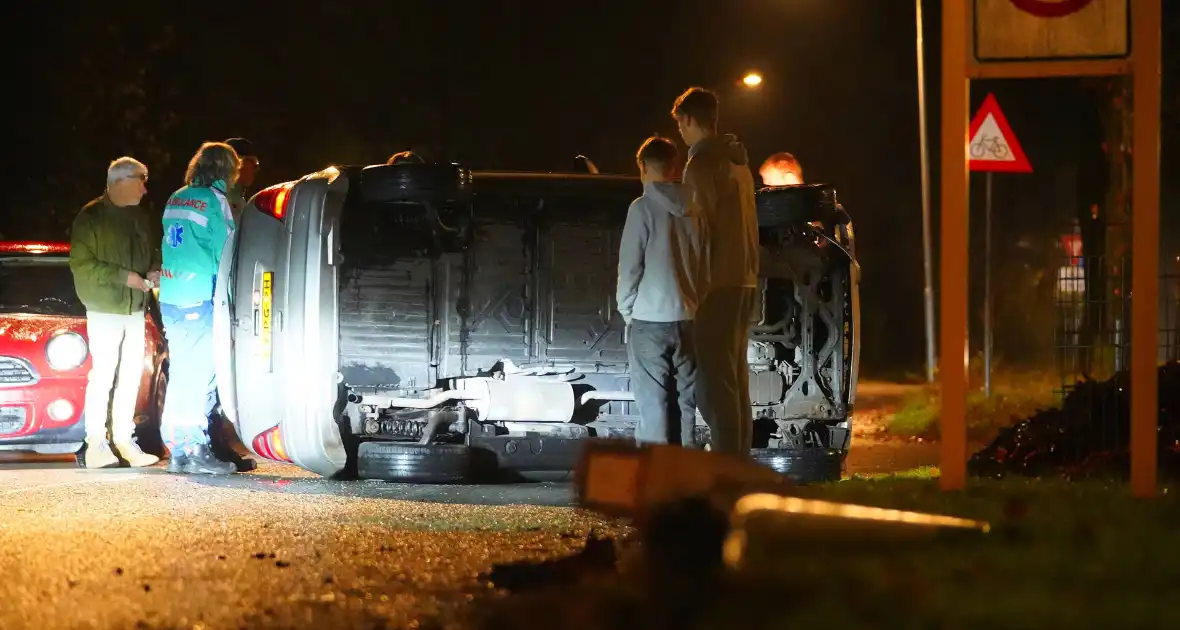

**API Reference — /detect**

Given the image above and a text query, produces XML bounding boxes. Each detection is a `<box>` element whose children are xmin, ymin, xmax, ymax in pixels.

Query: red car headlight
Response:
<box><xmin>46</xmin><ymin>331</ymin><xmax>88</xmax><ymax>371</ymax></box>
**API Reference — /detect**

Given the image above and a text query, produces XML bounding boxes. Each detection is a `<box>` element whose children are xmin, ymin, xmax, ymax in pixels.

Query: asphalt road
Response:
<box><xmin>0</xmin><ymin>442</ymin><xmax>936</xmax><ymax>630</ymax></box>
<box><xmin>0</xmin><ymin>383</ymin><xmax>939</xmax><ymax>629</ymax></box>
<box><xmin>0</xmin><ymin>457</ymin><xmax>627</xmax><ymax>630</ymax></box>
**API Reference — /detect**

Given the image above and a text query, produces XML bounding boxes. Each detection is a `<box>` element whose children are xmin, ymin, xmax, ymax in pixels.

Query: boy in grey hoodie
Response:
<box><xmin>616</xmin><ymin>136</ymin><xmax>703</xmax><ymax>446</ymax></box>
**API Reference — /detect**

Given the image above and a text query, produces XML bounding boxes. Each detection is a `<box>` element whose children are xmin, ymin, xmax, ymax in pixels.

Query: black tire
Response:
<box><xmin>357</xmin><ymin>441</ymin><xmax>473</xmax><ymax>483</ymax></box>
<box><xmin>756</xmin><ymin>183</ymin><xmax>838</xmax><ymax>227</ymax></box>
<box><xmin>750</xmin><ymin>447</ymin><xmax>844</xmax><ymax>484</ymax></box>
<box><xmin>357</xmin><ymin>163</ymin><xmax>472</xmax><ymax>203</ymax></box>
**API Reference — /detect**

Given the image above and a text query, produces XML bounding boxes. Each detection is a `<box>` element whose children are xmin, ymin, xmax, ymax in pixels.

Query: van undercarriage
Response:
<box><xmin>226</xmin><ymin>165</ymin><xmax>858</xmax><ymax>483</ymax></box>
<box><xmin>334</xmin><ymin>174</ymin><xmax>857</xmax><ymax>481</ymax></box>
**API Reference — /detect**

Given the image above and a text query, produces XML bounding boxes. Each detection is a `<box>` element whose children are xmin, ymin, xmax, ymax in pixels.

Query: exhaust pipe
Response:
<box><xmin>580</xmin><ymin>390</ymin><xmax>635</xmax><ymax>406</ymax></box>
<box><xmin>347</xmin><ymin>389</ymin><xmax>479</xmax><ymax>409</ymax></box>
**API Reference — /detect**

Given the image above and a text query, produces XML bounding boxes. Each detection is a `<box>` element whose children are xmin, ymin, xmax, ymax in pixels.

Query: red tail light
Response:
<box><xmin>253</xmin><ymin>183</ymin><xmax>294</xmax><ymax>221</ymax></box>
<box><xmin>251</xmin><ymin>425</ymin><xmax>293</xmax><ymax>463</ymax></box>
<box><xmin>0</xmin><ymin>241</ymin><xmax>70</xmax><ymax>254</ymax></box>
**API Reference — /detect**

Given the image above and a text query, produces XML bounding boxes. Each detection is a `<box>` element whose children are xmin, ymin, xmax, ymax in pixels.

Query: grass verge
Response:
<box><xmin>885</xmin><ymin>372</ymin><xmax>1059</xmax><ymax>442</ymax></box>
<box><xmin>465</xmin><ymin>476</ymin><xmax>1180</xmax><ymax>630</ymax></box>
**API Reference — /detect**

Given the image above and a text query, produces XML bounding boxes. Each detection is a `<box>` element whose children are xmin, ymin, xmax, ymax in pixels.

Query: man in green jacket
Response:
<box><xmin>69</xmin><ymin>156</ymin><xmax>162</xmax><ymax>469</ymax></box>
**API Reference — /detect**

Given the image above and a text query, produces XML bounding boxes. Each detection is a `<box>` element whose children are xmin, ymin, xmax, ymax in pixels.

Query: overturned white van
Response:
<box><xmin>213</xmin><ymin>162</ymin><xmax>860</xmax><ymax>483</ymax></box>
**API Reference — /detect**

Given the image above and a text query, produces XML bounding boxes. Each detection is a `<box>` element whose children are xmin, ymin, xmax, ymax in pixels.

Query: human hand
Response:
<box><xmin>147</xmin><ymin>270</ymin><xmax>161</xmax><ymax>285</ymax></box>
<box><xmin>126</xmin><ymin>271</ymin><xmax>149</xmax><ymax>291</ymax></box>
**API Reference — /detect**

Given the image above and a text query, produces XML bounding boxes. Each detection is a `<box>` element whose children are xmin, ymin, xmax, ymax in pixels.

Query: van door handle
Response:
<box><xmin>253</xmin><ymin>308</ymin><xmax>260</xmax><ymax>335</ymax></box>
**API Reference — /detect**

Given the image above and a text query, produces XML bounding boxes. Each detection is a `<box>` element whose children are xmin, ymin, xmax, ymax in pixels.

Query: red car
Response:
<box><xmin>0</xmin><ymin>241</ymin><xmax>168</xmax><ymax>458</ymax></box>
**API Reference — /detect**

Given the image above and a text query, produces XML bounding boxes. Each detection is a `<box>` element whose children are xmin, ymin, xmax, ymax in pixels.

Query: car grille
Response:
<box><xmin>0</xmin><ymin>356</ymin><xmax>38</xmax><ymax>386</ymax></box>
<box><xmin>0</xmin><ymin>405</ymin><xmax>28</xmax><ymax>434</ymax></box>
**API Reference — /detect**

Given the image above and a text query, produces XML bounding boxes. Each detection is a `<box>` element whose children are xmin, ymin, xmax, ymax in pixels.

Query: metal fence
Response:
<box><xmin>1050</xmin><ymin>233</ymin><xmax>1180</xmax><ymax>475</ymax></box>
<box><xmin>1054</xmin><ymin>251</ymin><xmax>1180</xmax><ymax>382</ymax></box>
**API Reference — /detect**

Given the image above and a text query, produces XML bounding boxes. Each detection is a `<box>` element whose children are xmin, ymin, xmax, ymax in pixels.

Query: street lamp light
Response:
<box><xmin>742</xmin><ymin>72</ymin><xmax>763</xmax><ymax>88</ymax></box>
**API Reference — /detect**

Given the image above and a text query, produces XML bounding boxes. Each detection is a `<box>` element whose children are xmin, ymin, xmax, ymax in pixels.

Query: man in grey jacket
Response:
<box><xmin>617</xmin><ymin>136</ymin><xmax>703</xmax><ymax>446</ymax></box>
<box><xmin>671</xmin><ymin>87</ymin><xmax>760</xmax><ymax>456</ymax></box>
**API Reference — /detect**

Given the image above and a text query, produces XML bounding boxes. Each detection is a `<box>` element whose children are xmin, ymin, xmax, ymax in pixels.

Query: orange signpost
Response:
<box><xmin>939</xmin><ymin>0</ymin><xmax>1160</xmax><ymax>495</ymax></box>
<box><xmin>1129</xmin><ymin>0</ymin><xmax>1163</xmax><ymax>498</ymax></box>
<box><xmin>938</xmin><ymin>0</ymin><xmax>969</xmax><ymax>492</ymax></box>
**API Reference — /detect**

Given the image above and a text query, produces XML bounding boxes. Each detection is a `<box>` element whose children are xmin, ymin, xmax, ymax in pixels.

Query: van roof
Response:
<box><xmin>469</xmin><ymin>170</ymin><xmax>640</xmax><ymax>198</ymax></box>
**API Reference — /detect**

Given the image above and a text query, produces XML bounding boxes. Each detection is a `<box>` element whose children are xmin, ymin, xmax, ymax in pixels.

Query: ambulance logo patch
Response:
<box><xmin>166</xmin><ymin>223</ymin><xmax>184</xmax><ymax>249</ymax></box>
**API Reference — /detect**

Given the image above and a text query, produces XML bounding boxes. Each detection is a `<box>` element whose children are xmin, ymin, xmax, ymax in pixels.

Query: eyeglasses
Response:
<box><xmin>240</xmin><ymin>157</ymin><xmax>260</xmax><ymax>169</ymax></box>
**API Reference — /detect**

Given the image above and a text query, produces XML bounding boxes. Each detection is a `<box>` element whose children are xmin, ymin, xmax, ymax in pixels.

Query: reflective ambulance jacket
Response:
<box><xmin>159</xmin><ymin>180</ymin><xmax>235</xmax><ymax>307</ymax></box>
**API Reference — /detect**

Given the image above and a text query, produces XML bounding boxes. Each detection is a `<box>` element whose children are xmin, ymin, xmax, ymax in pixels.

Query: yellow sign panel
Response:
<box><xmin>974</xmin><ymin>0</ymin><xmax>1128</xmax><ymax>61</ymax></box>
<box><xmin>260</xmin><ymin>271</ymin><xmax>273</xmax><ymax>366</ymax></box>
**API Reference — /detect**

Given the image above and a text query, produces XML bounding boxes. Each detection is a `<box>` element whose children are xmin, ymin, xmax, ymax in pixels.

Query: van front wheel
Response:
<box><xmin>356</xmin><ymin>441</ymin><xmax>472</xmax><ymax>484</ymax></box>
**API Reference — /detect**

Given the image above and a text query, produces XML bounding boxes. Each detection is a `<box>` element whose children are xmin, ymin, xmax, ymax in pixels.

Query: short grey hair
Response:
<box><xmin>185</xmin><ymin>142</ymin><xmax>241</xmax><ymax>188</ymax></box>
<box><xmin>106</xmin><ymin>157</ymin><xmax>148</xmax><ymax>186</ymax></box>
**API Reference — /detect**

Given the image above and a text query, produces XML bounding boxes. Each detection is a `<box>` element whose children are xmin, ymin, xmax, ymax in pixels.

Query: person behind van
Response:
<box><xmin>616</xmin><ymin>136</ymin><xmax>702</xmax><ymax>446</ymax></box>
<box><xmin>671</xmin><ymin>86</ymin><xmax>760</xmax><ymax>456</ymax></box>
<box><xmin>69</xmin><ymin>156</ymin><xmax>162</xmax><ymax>469</ymax></box>
<box><xmin>224</xmin><ymin>137</ymin><xmax>258</xmax><ymax>221</ymax></box>
<box><xmin>213</xmin><ymin>137</ymin><xmax>259</xmax><ymax>472</ymax></box>
<box><xmin>387</xmin><ymin>150</ymin><xmax>425</xmax><ymax>165</ymax></box>
<box><xmin>158</xmin><ymin>142</ymin><xmax>240</xmax><ymax>475</ymax></box>
<box><xmin>759</xmin><ymin>152</ymin><xmax>803</xmax><ymax>186</ymax></box>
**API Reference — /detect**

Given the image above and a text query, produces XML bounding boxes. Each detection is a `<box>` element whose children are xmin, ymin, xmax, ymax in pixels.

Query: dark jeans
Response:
<box><xmin>628</xmin><ymin>319</ymin><xmax>698</xmax><ymax>446</ymax></box>
<box><xmin>694</xmin><ymin>287</ymin><xmax>758</xmax><ymax>455</ymax></box>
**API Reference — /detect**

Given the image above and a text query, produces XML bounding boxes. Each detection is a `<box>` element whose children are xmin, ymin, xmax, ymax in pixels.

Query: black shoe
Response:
<box><xmin>166</xmin><ymin>453</ymin><xmax>188</xmax><ymax>474</ymax></box>
<box><xmin>231</xmin><ymin>454</ymin><xmax>258</xmax><ymax>473</ymax></box>
<box><xmin>181</xmin><ymin>445</ymin><xmax>237</xmax><ymax>475</ymax></box>
<box><xmin>210</xmin><ymin>439</ymin><xmax>257</xmax><ymax>472</ymax></box>
<box><xmin>208</xmin><ymin>426</ymin><xmax>257</xmax><ymax>473</ymax></box>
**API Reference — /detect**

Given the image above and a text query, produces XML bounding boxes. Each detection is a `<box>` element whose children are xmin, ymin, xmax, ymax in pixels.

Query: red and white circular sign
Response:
<box><xmin>1008</xmin><ymin>0</ymin><xmax>1094</xmax><ymax>17</ymax></box>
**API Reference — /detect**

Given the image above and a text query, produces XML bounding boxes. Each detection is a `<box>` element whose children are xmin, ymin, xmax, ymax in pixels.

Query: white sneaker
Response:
<box><xmin>114</xmin><ymin>441</ymin><xmax>160</xmax><ymax>468</ymax></box>
<box><xmin>84</xmin><ymin>441</ymin><xmax>120</xmax><ymax>469</ymax></box>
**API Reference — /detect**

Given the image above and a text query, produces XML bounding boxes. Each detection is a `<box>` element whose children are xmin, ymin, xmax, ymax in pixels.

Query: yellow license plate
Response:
<box><xmin>260</xmin><ymin>271</ymin><xmax>273</xmax><ymax>364</ymax></box>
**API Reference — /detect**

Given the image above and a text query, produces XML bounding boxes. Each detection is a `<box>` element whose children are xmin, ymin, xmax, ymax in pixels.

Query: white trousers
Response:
<box><xmin>83</xmin><ymin>311</ymin><xmax>146</xmax><ymax>443</ymax></box>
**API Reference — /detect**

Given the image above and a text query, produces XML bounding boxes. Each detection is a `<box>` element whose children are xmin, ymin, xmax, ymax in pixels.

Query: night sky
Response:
<box><xmin>4</xmin><ymin>0</ymin><xmax>1178</xmax><ymax>375</ymax></box>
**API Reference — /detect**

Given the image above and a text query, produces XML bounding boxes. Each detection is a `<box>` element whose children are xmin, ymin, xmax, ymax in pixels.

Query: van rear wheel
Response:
<box><xmin>357</xmin><ymin>441</ymin><xmax>473</xmax><ymax>484</ymax></box>
<box><xmin>750</xmin><ymin>447</ymin><xmax>844</xmax><ymax>484</ymax></box>
<box><xmin>357</xmin><ymin>163</ymin><xmax>472</xmax><ymax>203</ymax></box>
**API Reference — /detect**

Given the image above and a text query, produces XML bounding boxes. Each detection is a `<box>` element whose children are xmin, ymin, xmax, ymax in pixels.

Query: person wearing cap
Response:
<box><xmin>213</xmin><ymin>137</ymin><xmax>260</xmax><ymax>472</ymax></box>
<box><xmin>224</xmin><ymin>137</ymin><xmax>259</xmax><ymax>221</ymax></box>
<box><xmin>68</xmin><ymin>157</ymin><xmax>162</xmax><ymax>469</ymax></box>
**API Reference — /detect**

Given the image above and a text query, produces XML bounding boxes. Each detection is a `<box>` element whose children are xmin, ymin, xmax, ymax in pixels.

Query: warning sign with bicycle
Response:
<box><xmin>970</xmin><ymin>92</ymin><xmax>1032</xmax><ymax>405</ymax></box>
<box><xmin>968</xmin><ymin>93</ymin><xmax>1033</xmax><ymax>173</ymax></box>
